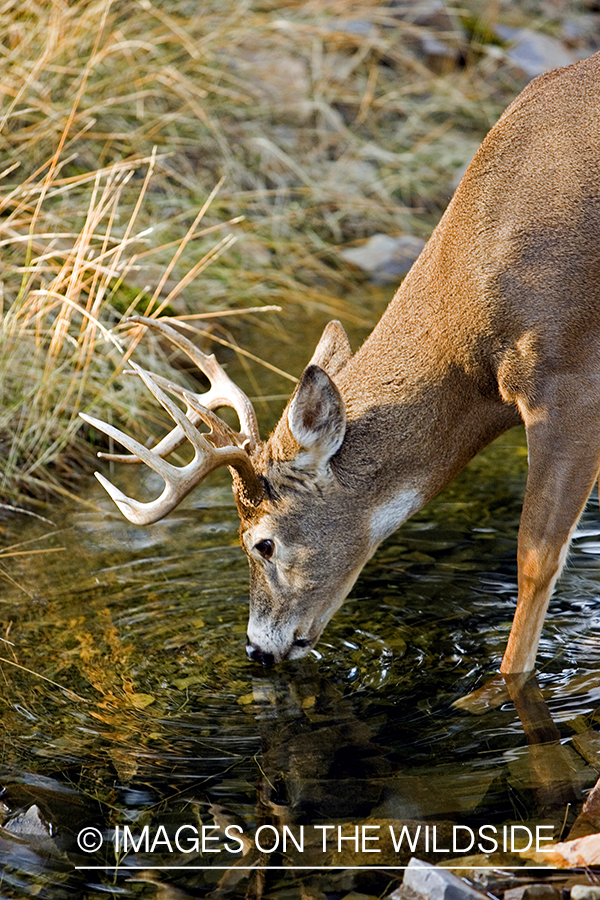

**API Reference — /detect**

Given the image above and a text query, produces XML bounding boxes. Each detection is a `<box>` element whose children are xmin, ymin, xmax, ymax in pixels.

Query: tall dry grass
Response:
<box><xmin>0</xmin><ymin>151</ymin><xmax>245</xmax><ymax>503</ymax></box>
<box><xmin>0</xmin><ymin>0</ymin><xmax>532</xmax><ymax>501</ymax></box>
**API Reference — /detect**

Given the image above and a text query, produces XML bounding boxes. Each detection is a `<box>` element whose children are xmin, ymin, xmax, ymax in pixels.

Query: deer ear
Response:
<box><xmin>308</xmin><ymin>320</ymin><xmax>352</xmax><ymax>377</ymax></box>
<box><xmin>288</xmin><ymin>365</ymin><xmax>346</xmax><ymax>467</ymax></box>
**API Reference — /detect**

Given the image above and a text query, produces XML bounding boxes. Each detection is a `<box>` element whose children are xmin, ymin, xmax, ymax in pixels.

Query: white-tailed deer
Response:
<box><xmin>82</xmin><ymin>52</ymin><xmax>600</xmax><ymax>674</ymax></box>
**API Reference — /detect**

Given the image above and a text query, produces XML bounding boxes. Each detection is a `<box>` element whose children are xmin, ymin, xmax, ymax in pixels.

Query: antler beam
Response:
<box><xmin>80</xmin><ymin>318</ymin><xmax>264</xmax><ymax>524</ymax></box>
<box><xmin>100</xmin><ymin>315</ymin><xmax>260</xmax><ymax>463</ymax></box>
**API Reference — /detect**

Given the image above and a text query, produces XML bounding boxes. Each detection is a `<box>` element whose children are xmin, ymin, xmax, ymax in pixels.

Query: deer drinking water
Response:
<box><xmin>81</xmin><ymin>52</ymin><xmax>600</xmax><ymax>676</ymax></box>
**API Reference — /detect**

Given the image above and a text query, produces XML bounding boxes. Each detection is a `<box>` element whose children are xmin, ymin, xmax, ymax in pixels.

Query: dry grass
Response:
<box><xmin>0</xmin><ymin>0</ymin><xmax>537</xmax><ymax>501</ymax></box>
<box><xmin>0</xmin><ymin>150</ymin><xmax>248</xmax><ymax>502</ymax></box>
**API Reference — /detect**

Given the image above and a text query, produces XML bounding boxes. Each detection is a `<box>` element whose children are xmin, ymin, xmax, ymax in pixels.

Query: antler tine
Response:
<box><xmin>129</xmin><ymin>315</ymin><xmax>260</xmax><ymax>450</ymax></box>
<box><xmin>80</xmin><ymin>410</ymin><xmax>200</xmax><ymax>523</ymax></box>
<box><xmin>97</xmin><ymin>368</ymin><xmax>248</xmax><ymax>464</ymax></box>
<box><xmin>80</xmin><ymin>401</ymin><xmax>264</xmax><ymax>526</ymax></box>
<box><xmin>80</xmin><ymin>412</ymin><xmax>177</xmax><ymax>482</ymax></box>
<box><xmin>78</xmin><ymin>316</ymin><xmax>266</xmax><ymax>524</ymax></box>
<box><xmin>138</xmin><ymin>370</ymin><xmax>247</xmax><ymax>449</ymax></box>
<box><xmin>94</xmin><ymin>370</ymin><xmax>203</xmax><ymax>465</ymax></box>
<box><xmin>127</xmin><ymin>361</ymin><xmax>217</xmax><ymax>454</ymax></box>
<box><xmin>181</xmin><ymin>391</ymin><xmax>243</xmax><ymax>448</ymax></box>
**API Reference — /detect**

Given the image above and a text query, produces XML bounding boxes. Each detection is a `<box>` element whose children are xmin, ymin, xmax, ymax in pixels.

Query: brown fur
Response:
<box><xmin>238</xmin><ymin>53</ymin><xmax>600</xmax><ymax>670</ymax></box>
<box><xmin>90</xmin><ymin>53</ymin><xmax>600</xmax><ymax>674</ymax></box>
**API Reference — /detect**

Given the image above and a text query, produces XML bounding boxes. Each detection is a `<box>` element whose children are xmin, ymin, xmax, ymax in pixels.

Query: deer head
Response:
<box><xmin>81</xmin><ymin>316</ymin><xmax>381</xmax><ymax>664</ymax></box>
<box><xmin>236</xmin><ymin>321</ymin><xmax>383</xmax><ymax>665</ymax></box>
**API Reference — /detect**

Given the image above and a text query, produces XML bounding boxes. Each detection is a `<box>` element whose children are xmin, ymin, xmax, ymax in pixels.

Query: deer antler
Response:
<box><xmin>80</xmin><ymin>317</ymin><xmax>264</xmax><ymax>524</ymax></box>
<box><xmin>105</xmin><ymin>315</ymin><xmax>260</xmax><ymax>460</ymax></box>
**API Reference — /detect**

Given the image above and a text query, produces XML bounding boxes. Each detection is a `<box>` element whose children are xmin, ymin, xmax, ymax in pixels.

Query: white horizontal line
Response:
<box><xmin>75</xmin><ymin>865</ymin><xmax>558</xmax><ymax>872</ymax></box>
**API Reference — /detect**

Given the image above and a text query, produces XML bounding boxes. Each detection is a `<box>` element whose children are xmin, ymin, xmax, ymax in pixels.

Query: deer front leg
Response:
<box><xmin>501</xmin><ymin>406</ymin><xmax>600</xmax><ymax>675</ymax></box>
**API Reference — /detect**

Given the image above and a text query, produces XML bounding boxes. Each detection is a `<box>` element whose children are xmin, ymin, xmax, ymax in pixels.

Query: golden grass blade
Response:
<box><xmin>0</xmin><ymin>655</ymin><xmax>88</xmax><ymax>703</ymax></box>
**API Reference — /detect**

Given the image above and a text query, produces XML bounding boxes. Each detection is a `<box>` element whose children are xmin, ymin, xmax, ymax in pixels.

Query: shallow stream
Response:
<box><xmin>1</xmin><ymin>309</ymin><xmax>600</xmax><ymax>898</ymax></box>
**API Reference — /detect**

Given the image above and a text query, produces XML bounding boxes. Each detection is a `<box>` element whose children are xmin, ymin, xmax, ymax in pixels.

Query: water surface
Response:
<box><xmin>1</xmin><ymin>312</ymin><xmax>600</xmax><ymax>898</ymax></box>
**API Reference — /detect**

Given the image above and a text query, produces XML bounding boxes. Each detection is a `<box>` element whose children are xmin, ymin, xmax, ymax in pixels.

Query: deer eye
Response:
<box><xmin>254</xmin><ymin>539</ymin><xmax>274</xmax><ymax>560</ymax></box>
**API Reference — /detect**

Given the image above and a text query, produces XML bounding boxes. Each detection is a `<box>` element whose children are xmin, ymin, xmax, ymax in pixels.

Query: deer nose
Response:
<box><xmin>246</xmin><ymin>641</ymin><xmax>275</xmax><ymax>667</ymax></box>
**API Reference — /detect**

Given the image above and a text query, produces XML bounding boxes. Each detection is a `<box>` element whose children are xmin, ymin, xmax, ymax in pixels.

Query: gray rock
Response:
<box><xmin>503</xmin><ymin>888</ymin><xmax>528</xmax><ymax>900</ymax></box>
<box><xmin>340</xmin><ymin>234</ymin><xmax>426</xmax><ymax>284</ymax></box>
<box><xmin>495</xmin><ymin>26</ymin><xmax>581</xmax><ymax>77</ymax></box>
<box><xmin>562</xmin><ymin>15</ymin><xmax>600</xmax><ymax>45</ymax></box>
<box><xmin>332</xmin><ymin>19</ymin><xmax>377</xmax><ymax>36</ymax></box>
<box><xmin>571</xmin><ymin>887</ymin><xmax>600</xmax><ymax>900</ymax></box>
<box><xmin>4</xmin><ymin>804</ymin><xmax>51</xmax><ymax>838</ymax></box>
<box><xmin>341</xmin><ymin>234</ymin><xmax>398</xmax><ymax>272</ymax></box>
<box><xmin>394</xmin><ymin>858</ymin><xmax>489</xmax><ymax>900</ymax></box>
<box><xmin>390</xmin><ymin>0</ymin><xmax>464</xmax><ymax>73</ymax></box>
<box><xmin>521</xmin><ymin>886</ymin><xmax>561</xmax><ymax>900</ymax></box>
<box><xmin>504</xmin><ymin>889</ymin><xmax>561</xmax><ymax>900</ymax></box>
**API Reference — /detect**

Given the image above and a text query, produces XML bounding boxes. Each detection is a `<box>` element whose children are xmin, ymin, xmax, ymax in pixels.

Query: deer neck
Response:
<box><xmin>333</xmin><ymin>251</ymin><xmax>521</xmax><ymax>542</ymax></box>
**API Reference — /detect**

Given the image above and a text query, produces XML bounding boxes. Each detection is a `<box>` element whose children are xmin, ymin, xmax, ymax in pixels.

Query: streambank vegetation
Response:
<box><xmin>1</xmin><ymin>0</ymin><xmax>592</xmax><ymax>503</ymax></box>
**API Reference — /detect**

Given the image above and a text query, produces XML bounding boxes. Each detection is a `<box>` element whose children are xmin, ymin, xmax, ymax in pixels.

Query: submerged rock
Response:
<box><xmin>393</xmin><ymin>858</ymin><xmax>489</xmax><ymax>900</ymax></box>
<box><xmin>507</xmin><ymin>886</ymin><xmax>561</xmax><ymax>900</ymax></box>
<box><xmin>4</xmin><ymin>804</ymin><xmax>52</xmax><ymax>838</ymax></box>
<box><xmin>1</xmin><ymin>802</ymin><xmax>61</xmax><ymax>856</ymax></box>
